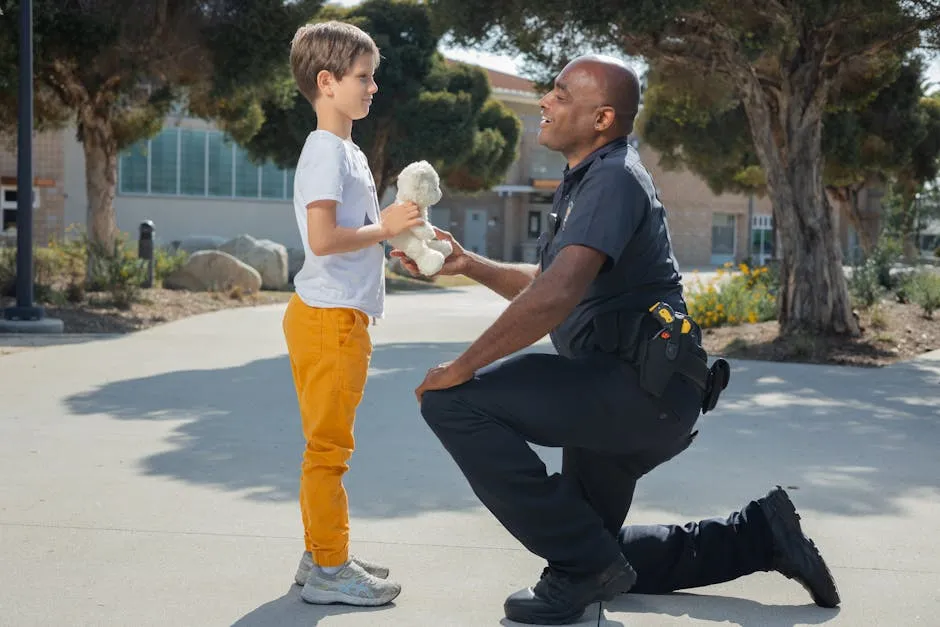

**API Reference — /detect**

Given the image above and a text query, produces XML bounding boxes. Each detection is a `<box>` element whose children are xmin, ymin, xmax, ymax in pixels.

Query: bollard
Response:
<box><xmin>138</xmin><ymin>220</ymin><xmax>155</xmax><ymax>288</ymax></box>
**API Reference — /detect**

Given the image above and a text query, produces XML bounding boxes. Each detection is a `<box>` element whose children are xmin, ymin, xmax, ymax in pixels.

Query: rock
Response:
<box><xmin>172</xmin><ymin>235</ymin><xmax>227</xmax><ymax>255</ymax></box>
<box><xmin>163</xmin><ymin>250</ymin><xmax>262</xmax><ymax>293</ymax></box>
<box><xmin>287</xmin><ymin>247</ymin><xmax>305</xmax><ymax>282</ymax></box>
<box><xmin>219</xmin><ymin>234</ymin><xmax>289</xmax><ymax>290</ymax></box>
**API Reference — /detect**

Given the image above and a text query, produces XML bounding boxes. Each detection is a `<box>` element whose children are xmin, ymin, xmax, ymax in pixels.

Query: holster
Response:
<box><xmin>591</xmin><ymin>303</ymin><xmax>730</xmax><ymax>414</ymax></box>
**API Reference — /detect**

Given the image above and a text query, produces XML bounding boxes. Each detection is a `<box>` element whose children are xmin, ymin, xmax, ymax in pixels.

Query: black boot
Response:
<box><xmin>503</xmin><ymin>554</ymin><xmax>637</xmax><ymax>625</ymax></box>
<box><xmin>759</xmin><ymin>486</ymin><xmax>841</xmax><ymax>608</ymax></box>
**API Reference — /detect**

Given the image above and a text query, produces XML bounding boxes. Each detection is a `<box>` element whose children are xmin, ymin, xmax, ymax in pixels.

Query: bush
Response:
<box><xmin>155</xmin><ymin>247</ymin><xmax>188</xmax><ymax>284</ymax></box>
<box><xmin>904</xmin><ymin>270</ymin><xmax>940</xmax><ymax>318</ymax></box>
<box><xmin>869</xmin><ymin>237</ymin><xmax>902</xmax><ymax>289</ymax></box>
<box><xmin>85</xmin><ymin>234</ymin><xmax>147</xmax><ymax>309</ymax></box>
<box><xmin>686</xmin><ymin>263</ymin><xmax>777</xmax><ymax>328</ymax></box>
<box><xmin>848</xmin><ymin>259</ymin><xmax>885</xmax><ymax>308</ymax></box>
<box><xmin>0</xmin><ymin>227</ymin><xmax>147</xmax><ymax>309</ymax></box>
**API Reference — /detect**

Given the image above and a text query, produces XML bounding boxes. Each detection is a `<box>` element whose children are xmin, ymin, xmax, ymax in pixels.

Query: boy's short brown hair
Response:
<box><xmin>290</xmin><ymin>21</ymin><xmax>380</xmax><ymax>105</ymax></box>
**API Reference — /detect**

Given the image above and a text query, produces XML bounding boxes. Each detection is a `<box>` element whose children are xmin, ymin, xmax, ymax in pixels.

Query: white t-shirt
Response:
<box><xmin>292</xmin><ymin>130</ymin><xmax>385</xmax><ymax>318</ymax></box>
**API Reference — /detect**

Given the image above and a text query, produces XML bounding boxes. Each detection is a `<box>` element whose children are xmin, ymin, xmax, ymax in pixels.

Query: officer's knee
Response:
<box><xmin>419</xmin><ymin>388</ymin><xmax>459</xmax><ymax>428</ymax></box>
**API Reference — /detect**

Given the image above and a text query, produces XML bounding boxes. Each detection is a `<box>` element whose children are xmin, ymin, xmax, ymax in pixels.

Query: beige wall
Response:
<box><xmin>636</xmin><ymin>143</ymin><xmax>773</xmax><ymax>268</ymax></box>
<box><xmin>0</xmin><ymin>129</ymin><xmax>66</xmax><ymax>245</ymax></box>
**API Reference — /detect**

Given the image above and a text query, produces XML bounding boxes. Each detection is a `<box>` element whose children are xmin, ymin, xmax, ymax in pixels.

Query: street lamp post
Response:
<box><xmin>0</xmin><ymin>0</ymin><xmax>63</xmax><ymax>334</ymax></box>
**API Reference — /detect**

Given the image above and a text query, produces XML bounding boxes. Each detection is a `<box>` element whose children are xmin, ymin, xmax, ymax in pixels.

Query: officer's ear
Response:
<box><xmin>594</xmin><ymin>105</ymin><xmax>616</xmax><ymax>132</ymax></box>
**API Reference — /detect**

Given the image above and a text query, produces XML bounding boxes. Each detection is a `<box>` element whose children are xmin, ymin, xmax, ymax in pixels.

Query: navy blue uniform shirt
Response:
<box><xmin>538</xmin><ymin>137</ymin><xmax>685</xmax><ymax>359</ymax></box>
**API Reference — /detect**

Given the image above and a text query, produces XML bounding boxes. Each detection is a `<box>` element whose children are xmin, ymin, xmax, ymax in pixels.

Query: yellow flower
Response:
<box><xmin>748</xmin><ymin>311</ymin><xmax>757</xmax><ymax>323</ymax></box>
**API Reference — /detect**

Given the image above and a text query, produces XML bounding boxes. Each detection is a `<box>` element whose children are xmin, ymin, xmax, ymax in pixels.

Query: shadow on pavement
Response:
<box><xmin>63</xmin><ymin>343</ymin><xmax>939</xmax><ymax>522</ymax></box>
<box><xmin>64</xmin><ymin>342</ymin><xmax>518</xmax><ymax>518</ymax></box>
<box><xmin>231</xmin><ymin>584</ymin><xmax>398</xmax><ymax>626</ymax></box>
<box><xmin>603</xmin><ymin>591</ymin><xmax>840</xmax><ymax>626</ymax></box>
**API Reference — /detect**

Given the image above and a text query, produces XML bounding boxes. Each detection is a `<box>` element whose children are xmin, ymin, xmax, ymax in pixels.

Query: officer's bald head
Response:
<box><xmin>538</xmin><ymin>54</ymin><xmax>642</xmax><ymax>162</ymax></box>
<box><xmin>563</xmin><ymin>55</ymin><xmax>641</xmax><ymax>134</ymax></box>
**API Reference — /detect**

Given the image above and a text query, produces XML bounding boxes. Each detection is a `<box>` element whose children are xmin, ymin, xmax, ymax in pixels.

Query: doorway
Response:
<box><xmin>464</xmin><ymin>209</ymin><xmax>487</xmax><ymax>255</ymax></box>
<box><xmin>710</xmin><ymin>213</ymin><xmax>737</xmax><ymax>265</ymax></box>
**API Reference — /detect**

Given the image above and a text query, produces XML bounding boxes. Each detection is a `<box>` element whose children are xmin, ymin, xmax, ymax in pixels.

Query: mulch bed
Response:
<box><xmin>701</xmin><ymin>299</ymin><xmax>939</xmax><ymax>367</ymax></box>
<box><xmin>1</xmin><ymin>288</ymin><xmax>296</xmax><ymax>334</ymax></box>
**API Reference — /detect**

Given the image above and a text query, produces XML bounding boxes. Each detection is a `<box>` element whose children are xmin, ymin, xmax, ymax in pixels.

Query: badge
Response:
<box><xmin>562</xmin><ymin>200</ymin><xmax>574</xmax><ymax>228</ymax></box>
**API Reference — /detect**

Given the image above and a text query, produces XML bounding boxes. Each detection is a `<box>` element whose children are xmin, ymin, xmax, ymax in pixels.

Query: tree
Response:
<box><xmin>244</xmin><ymin>0</ymin><xmax>522</xmax><ymax>200</ymax></box>
<box><xmin>639</xmin><ymin>55</ymin><xmax>940</xmax><ymax>259</ymax></box>
<box><xmin>0</xmin><ymin>0</ymin><xmax>315</xmax><ymax>253</ymax></box>
<box><xmin>430</xmin><ymin>0</ymin><xmax>940</xmax><ymax>337</ymax></box>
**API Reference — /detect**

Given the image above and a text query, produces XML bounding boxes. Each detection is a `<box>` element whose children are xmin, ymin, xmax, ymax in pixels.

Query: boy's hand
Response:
<box><xmin>391</xmin><ymin>227</ymin><xmax>470</xmax><ymax>276</ymax></box>
<box><xmin>380</xmin><ymin>201</ymin><xmax>423</xmax><ymax>238</ymax></box>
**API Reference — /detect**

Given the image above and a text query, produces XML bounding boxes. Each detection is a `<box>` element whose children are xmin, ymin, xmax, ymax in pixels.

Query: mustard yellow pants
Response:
<box><xmin>282</xmin><ymin>294</ymin><xmax>372</xmax><ymax>567</ymax></box>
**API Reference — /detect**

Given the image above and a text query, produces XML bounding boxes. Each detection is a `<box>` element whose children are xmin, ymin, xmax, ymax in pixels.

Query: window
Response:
<box><xmin>527</xmin><ymin>210</ymin><xmax>542</xmax><ymax>238</ymax></box>
<box><xmin>179</xmin><ymin>130</ymin><xmax>207</xmax><ymax>195</ymax></box>
<box><xmin>117</xmin><ymin>127</ymin><xmax>295</xmax><ymax>201</ymax></box>
<box><xmin>530</xmin><ymin>148</ymin><xmax>568</xmax><ymax>181</ymax></box>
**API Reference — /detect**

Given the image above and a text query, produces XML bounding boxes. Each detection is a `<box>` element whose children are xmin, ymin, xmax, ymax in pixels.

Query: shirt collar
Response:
<box><xmin>563</xmin><ymin>136</ymin><xmax>630</xmax><ymax>180</ymax></box>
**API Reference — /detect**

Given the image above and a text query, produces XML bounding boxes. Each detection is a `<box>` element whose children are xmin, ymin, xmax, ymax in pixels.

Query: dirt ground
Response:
<box><xmin>701</xmin><ymin>299</ymin><xmax>939</xmax><ymax>367</ymax></box>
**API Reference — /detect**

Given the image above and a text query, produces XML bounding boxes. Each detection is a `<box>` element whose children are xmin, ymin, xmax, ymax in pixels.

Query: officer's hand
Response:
<box><xmin>390</xmin><ymin>227</ymin><xmax>469</xmax><ymax>277</ymax></box>
<box><xmin>415</xmin><ymin>361</ymin><xmax>474</xmax><ymax>404</ymax></box>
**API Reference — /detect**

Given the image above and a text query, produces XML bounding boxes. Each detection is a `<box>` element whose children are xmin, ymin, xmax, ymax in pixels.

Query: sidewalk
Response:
<box><xmin>1</xmin><ymin>286</ymin><xmax>938</xmax><ymax>625</ymax></box>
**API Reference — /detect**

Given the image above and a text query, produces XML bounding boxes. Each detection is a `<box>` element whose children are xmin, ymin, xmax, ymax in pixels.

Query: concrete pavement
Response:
<box><xmin>1</xmin><ymin>285</ymin><xmax>938</xmax><ymax>626</ymax></box>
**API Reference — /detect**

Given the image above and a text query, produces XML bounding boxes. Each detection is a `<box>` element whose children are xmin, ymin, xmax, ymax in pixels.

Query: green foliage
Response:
<box><xmin>848</xmin><ymin>236</ymin><xmax>903</xmax><ymax>308</ymax></box>
<box><xmin>244</xmin><ymin>0</ymin><xmax>521</xmax><ymax>197</ymax></box>
<box><xmin>0</xmin><ymin>1</ymin><xmax>308</xmax><ymax>147</ymax></box>
<box><xmin>83</xmin><ymin>233</ymin><xmax>148</xmax><ymax>309</ymax></box>
<box><xmin>155</xmin><ymin>248</ymin><xmax>189</xmax><ymax>285</ymax></box>
<box><xmin>0</xmin><ymin>228</ymin><xmax>151</xmax><ymax>309</ymax></box>
<box><xmin>0</xmin><ymin>0</ymin><xmax>313</xmax><ymax>252</ymax></box>
<box><xmin>903</xmin><ymin>270</ymin><xmax>940</xmax><ymax>318</ymax></box>
<box><xmin>638</xmin><ymin>55</ymin><xmax>939</xmax><ymax>201</ymax></box>
<box><xmin>848</xmin><ymin>260</ymin><xmax>886</xmax><ymax>308</ymax></box>
<box><xmin>429</xmin><ymin>0</ymin><xmax>940</xmax><ymax>336</ymax></box>
<box><xmin>685</xmin><ymin>263</ymin><xmax>778</xmax><ymax>328</ymax></box>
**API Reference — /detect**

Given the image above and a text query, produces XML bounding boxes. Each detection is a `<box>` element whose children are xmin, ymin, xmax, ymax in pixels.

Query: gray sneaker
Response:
<box><xmin>301</xmin><ymin>559</ymin><xmax>402</xmax><ymax>606</ymax></box>
<box><xmin>294</xmin><ymin>551</ymin><xmax>389</xmax><ymax>585</ymax></box>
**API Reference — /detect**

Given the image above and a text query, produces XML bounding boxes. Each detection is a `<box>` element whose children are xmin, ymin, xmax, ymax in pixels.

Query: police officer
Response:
<box><xmin>394</xmin><ymin>54</ymin><xmax>839</xmax><ymax>625</ymax></box>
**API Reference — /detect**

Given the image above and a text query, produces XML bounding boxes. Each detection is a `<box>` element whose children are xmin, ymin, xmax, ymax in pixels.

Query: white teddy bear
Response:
<box><xmin>388</xmin><ymin>160</ymin><xmax>453</xmax><ymax>276</ymax></box>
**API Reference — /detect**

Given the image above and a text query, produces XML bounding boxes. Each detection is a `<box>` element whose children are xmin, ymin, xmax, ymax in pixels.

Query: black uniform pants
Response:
<box><xmin>420</xmin><ymin>351</ymin><xmax>774</xmax><ymax>592</ymax></box>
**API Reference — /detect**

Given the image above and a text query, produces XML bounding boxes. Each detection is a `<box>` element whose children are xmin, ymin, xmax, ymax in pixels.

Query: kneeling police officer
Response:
<box><xmin>395</xmin><ymin>54</ymin><xmax>840</xmax><ymax>626</ymax></box>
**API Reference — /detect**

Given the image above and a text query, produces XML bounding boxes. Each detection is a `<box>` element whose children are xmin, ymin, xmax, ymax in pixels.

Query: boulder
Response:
<box><xmin>287</xmin><ymin>247</ymin><xmax>305</xmax><ymax>282</ymax></box>
<box><xmin>172</xmin><ymin>235</ymin><xmax>227</xmax><ymax>255</ymax></box>
<box><xmin>219</xmin><ymin>234</ymin><xmax>289</xmax><ymax>290</ymax></box>
<box><xmin>163</xmin><ymin>250</ymin><xmax>262</xmax><ymax>293</ymax></box>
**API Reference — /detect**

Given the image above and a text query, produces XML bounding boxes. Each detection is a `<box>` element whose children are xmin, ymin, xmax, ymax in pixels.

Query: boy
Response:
<box><xmin>283</xmin><ymin>20</ymin><xmax>422</xmax><ymax>607</ymax></box>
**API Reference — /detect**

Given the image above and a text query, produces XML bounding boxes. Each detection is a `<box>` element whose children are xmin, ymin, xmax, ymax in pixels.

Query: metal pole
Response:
<box><xmin>5</xmin><ymin>0</ymin><xmax>42</xmax><ymax>321</ymax></box>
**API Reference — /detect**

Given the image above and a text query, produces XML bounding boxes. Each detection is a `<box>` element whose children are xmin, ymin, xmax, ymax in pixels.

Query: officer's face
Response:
<box><xmin>537</xmin><ymin>63</ymin><xmax>606</xmax><ymax>156</ymax></box>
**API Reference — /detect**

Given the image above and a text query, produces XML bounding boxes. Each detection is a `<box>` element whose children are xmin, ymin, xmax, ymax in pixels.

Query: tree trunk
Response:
<box><xmin>896</xmin><ymin>180</ymin><xmax>920</xmax><ymax>263</ymax></box>
<box><xmin>825</xmin><ymin>185</ymin><xmax>874</xmax><ymax>258</ymax></box>
<box><xmin>80</xmin><ymin>113</ymin><xmax>118</xmax><ymax>251</ymax></box>
<box><xmin>368</xmin><ymin>124</ymin><xmax>392</xmax><ymax>202</ymax></box>
<box><xmin>78</xmin><ymin>110</ymin><xmax>119</xmax><ymax>285</ymax></box>
<box><xmin>738</xmin><ymin>63</ymin><xmax>859</xmax><ymax>337</ymax></box>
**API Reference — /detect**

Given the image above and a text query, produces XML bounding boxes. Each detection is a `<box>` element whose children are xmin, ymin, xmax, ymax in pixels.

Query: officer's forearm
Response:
<box><xmin>451</xmin><ymin>272</ymin><xmax>578</xmax><ymax>375</ymax></box>
<box><xmin>463</xmin><ymin>252</ymin><xmax>538</xmax><ymax>300</ymax></box>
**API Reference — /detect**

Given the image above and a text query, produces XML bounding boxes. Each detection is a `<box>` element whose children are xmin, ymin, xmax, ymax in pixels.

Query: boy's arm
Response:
<box><xmin>306</xmin><ymin>200</ymin><xmax>388</xmax><ymax>256</ymax></box>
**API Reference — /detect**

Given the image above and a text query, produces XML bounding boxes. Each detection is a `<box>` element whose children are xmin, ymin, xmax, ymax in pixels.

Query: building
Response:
<box><xmin>2</xmin><ymin>62</ymin><xmax>875</xmax><ymax>270</ymax></box>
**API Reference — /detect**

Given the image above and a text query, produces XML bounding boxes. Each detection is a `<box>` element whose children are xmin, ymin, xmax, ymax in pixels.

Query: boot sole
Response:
<box><xmin>762</xmin><ymin>488</ymin><xmax>840</xmax><ymax>608</ymax></box>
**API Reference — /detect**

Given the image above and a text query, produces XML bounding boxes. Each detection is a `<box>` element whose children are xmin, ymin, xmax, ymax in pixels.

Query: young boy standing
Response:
<box><xmin>283</xmin><ymin>21</ymin><xmax>422</xmax><ymax>606</ymax></box>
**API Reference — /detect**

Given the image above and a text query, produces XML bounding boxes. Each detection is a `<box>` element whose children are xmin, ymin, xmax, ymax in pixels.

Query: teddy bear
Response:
<box><xmin>387</xmin><ymin>160</ymin><xmax>453</xmax><ymax>276</ymax></box>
